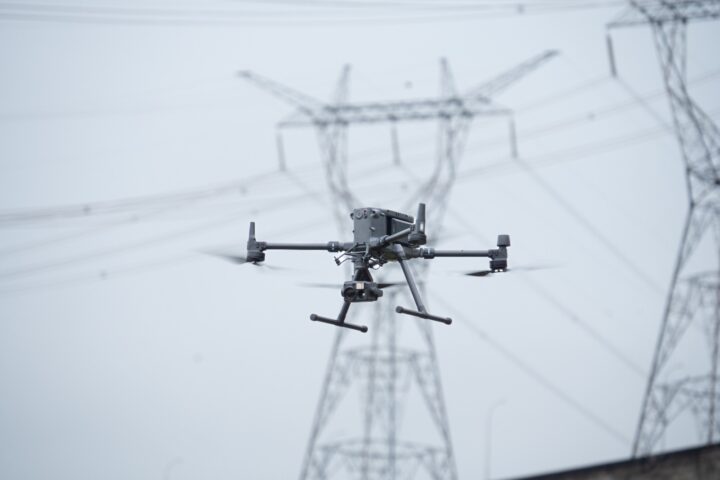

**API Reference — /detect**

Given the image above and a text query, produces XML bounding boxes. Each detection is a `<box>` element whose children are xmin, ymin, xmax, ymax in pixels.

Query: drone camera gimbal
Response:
<box><xmin>242</xmin><ymin>203</ymin><xmax>509</xmax><ymax>332</ymax></box>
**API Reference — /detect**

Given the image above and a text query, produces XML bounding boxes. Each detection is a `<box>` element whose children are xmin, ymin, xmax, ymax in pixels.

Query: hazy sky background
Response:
<box><xmin>1</xmin><ymin>1</ymin><xmax>719</xmax><ymax>479</ymax></box>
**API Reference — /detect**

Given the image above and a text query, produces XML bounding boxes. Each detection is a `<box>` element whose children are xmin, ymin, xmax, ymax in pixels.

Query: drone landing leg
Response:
<box><xmin>393</xmin><ymin>245</ymin><xmax>452</xmax><ymax>325</ymax></box>
<box><xmin>310</xmin><ymin>300</ymin><xmax>368</xmax><ymax>333</ymax></box>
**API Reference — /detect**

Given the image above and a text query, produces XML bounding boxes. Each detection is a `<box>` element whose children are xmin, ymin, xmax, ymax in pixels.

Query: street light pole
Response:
<box><xmin>485</xmin><ymin>399</ymin><xmax>507</xmax><ymax>480</ymax></box>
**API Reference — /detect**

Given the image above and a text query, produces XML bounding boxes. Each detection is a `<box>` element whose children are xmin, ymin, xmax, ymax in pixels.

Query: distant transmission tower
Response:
<box><xmin>240</xmin><ymin>51</ymin><xmax>555</xmax><ymax>479</ymax></box>
<box><xmin>608</xmin><ymin>0</ymin><xmax>720</xmax><ymax>457</ymax></box>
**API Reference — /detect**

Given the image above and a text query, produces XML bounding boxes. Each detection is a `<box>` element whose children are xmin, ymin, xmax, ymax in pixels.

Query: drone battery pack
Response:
<box><xmin>351</xmin><ymin>207</ymin><xmax>414</xmax><ymax>243</ymax></box>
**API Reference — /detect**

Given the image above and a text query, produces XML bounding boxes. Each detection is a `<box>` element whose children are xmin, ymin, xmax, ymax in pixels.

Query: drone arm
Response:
<box><xmin>415</xmin><ymin>234</ymin><xmax>510</xmax><ymax>270</ymax></box>
<box><xmin>417</xmin><ymin>248</ymin><xmax>494</xmax><ymax>258</ymax></box>
<box><xmin>246</xmin><ymin>222</ymin><xmax>351</xmax><ymax>261</ymax></box>
<box><xmin>421</xmin><ymin>248</ymin><xmax>508</xmax><ymax>271</ymax></box>
<box><xmin>262</xmin><ymin>241</ymin><xmax>347</xmax><ymax>252</ymax></box>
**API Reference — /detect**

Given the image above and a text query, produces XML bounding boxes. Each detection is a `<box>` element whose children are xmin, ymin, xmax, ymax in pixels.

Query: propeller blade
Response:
<box><xmin>202</xmin><ymin>251</ymin><xmax>252</xmax><ymax>265</ymax></box>
<box><xmin>299</xmin><ymin>282</ymin><xmax>338</xmax><ymax>289</ymax></box>
<box><xmin>463</xmin><ymin>264</ymin><xmax>556</xmax><ymax>278</ymax></box>
<box><xmin>226</xmin><ymin>256</ymin><xmax>253</xmax><ymax>265</ymax></box>
<box><xmin>465</xmin><ymin>270</ymin><xmax>494</xmax><ymax>277</ymax></box>
<box><xmin>300</xmin><ymin>281</ymin><xmax>403</xmax><ymax>289</ymax></box>
<box><xmin>509</xmin><ymin>265</ymin><xmax>555</xmax><ymax>272</ymax></box>
<box><xmin>201</xmin><ymin>250</ymin><xmax>294</xmax><ymax>270</ymax></box>
<box><xmin>260</xmin><ymin>263</ymin><xmax>295</xmax><ymax>272</ymax></box>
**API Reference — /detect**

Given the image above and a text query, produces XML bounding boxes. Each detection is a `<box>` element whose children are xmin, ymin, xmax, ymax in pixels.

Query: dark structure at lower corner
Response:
<box><xmin>509</xmin><ymin>443</ymin><xmax>720</xmax><ymax>480</ymax></box>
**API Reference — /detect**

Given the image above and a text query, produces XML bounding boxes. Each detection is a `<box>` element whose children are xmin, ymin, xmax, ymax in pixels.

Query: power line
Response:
<box><xmin>0</xmin><ymin>71</ymin><xmax>603</xmax><ymax>225</ymax></box>
<box><xmin>0</xmin><ymin>176</ymin><xmax>420</xmax><ymax>296</ymax></box>
<box><xmin>11</xmin><ymin>80</ymin><xmax>691</xmax><ymax>286</ymax></box>
<box><xmin>393</xmin><ymin>149</ymin><xmax>650</xmax><ymax>382</ymax></box>
<box><xmin>0</xmin><ymin>212</ymin><xmax>341</xmax><ymax>296</ymax></box>
<box><xmin>458</xmin><ymin>106</ymin><xmax>720</xmax><ymax>180</ymax></box>
<box><xmin>2</xmin><ymin>66</ymin><xmax>714</xmax><ymax>222</ymax></box>
<box><xmin>0</xmin><ymin>169</ymin><xmax>294</xmax><ymax>225</ymax></box>
<box><xmin>431</xmin><ymin>294</ymin><xmax>631</xmax><ymax>446</ymax></box>
<box><xmin>0</xmin><ymin>170</ymin><xmax>420</xmax><ymax>283</ymax></box>
<box><xmin>343</xmin><ymin>68</ymin><xmax>720</xmax><ymax>177</ymax></box>
<box><xmin>4</xmin><ymin>68</ymin><xmax>717</xmax><ymax>289</ymax></box>
<box><xmin>0</xmin><ymin>0</ymin><xmax>642</xmax><ymax>27</ymax></box>
<box><xmin>0</xmin><ymin>206</ymin><xmax>255</xmax><ymax>283</ymax></box>
<box><xmin>520</xmin><ymin>274</ymin><xmax>647</xmax><ymax>377</ymax></box>
<box><xmin>0</xmin><ymin>203</ymin><xmax>196</xmax><ymax>257</ymax></box>
<box><xmin>4</xmin><ymin>86</ymin><xmax>717</xmax><ymax>273</ymax></box>
<box><xmin>461</xmin><ymin>68</ymin><xmax>720</xmax><ymax>158</ymax></box>
<box><xmin>0</xmin><ymin>253</ymin><xmax>203</xmax><ymax>297</ymax></box>
<box><xmin>442</xmin><ymin>205</ymin><xmax>649</xmax><ymax>380</ymax></box>
<box><xmin>513</xmin><ymin>156</ymin><xmax>666</xmax><ymax>296</ymax></box>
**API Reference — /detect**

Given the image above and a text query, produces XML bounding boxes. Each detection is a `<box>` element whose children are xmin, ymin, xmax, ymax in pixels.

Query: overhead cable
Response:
<box><xmin>431</xmin><ymin>294</ymin><xmax>632</xmax><ymax>446</ymax></box>
<box><xmin>0</xmin><ymin>0</ymin><xmax>647</xmax><ymax>26</ymax></box>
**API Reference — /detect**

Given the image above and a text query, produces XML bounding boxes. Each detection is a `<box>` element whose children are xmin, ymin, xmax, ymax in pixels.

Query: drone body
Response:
<box><xmin>240</xmin><ymin>203</ymin><xmax>509</xmax><ymax>333</ymax></box>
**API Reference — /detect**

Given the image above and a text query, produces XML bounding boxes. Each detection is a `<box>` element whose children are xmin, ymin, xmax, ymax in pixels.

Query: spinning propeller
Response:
<box><xmin>202</xmin><ymin>251</ymin><xmax>290</xmax><ymax>271</ymax></box>
<box><xmin>464</xmin><ymin>265</ymin><xmax>554</xmax><ymax>277</ymax></box>
<box><xmin>300</xmin><ymin>281</ymin><xmax>404</xmax><ymax>289</ymax></box>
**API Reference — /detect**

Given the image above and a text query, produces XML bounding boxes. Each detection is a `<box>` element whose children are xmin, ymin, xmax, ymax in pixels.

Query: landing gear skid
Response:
<box><xmin>310</xmin><ymin>300</ymin><xmax>368</xmax><ymax>333</ymax></box>
<box><xmin>395</xmin><ymin>306</ymin><xmax>452</xmax><ymax>325</ymax></box>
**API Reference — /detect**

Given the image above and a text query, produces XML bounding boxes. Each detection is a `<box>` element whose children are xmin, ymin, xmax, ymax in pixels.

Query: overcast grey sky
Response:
<box><xmin>1</xmin><ymin>1</ymin><xmax>719</xmax><ymax>479</ymax></box>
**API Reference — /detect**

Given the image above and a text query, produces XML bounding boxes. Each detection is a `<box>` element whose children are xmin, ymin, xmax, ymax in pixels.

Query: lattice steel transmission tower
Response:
<box><xmin>240</xmin><ymin>51</ymin><xmax>555</xmax><ymax>479</ymax></box>
<box><xmin>608</xmin><ymin>0</ymin><xmax>720</xmax><ymax>458</ymax></box>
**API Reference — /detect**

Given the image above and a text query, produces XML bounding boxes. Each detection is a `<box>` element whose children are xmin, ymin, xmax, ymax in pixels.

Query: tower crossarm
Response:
<box><xmin>279</xmin><ymin>97</ymin><xmax>511</xmax><ymax>127</ymax></box>
<box><xmin>461</xmin><ymin>49</ymin><xmax>558</xmax><ymax>101</ymax></box>
<box><xmin>243</xmin><ymin>50</ymin><xmax>556</xmax><ymax>129</ymax></box>
<box><xmin>237</xmin><ymin>70</ymin><xmax>326</xmax><ymax>118</ymax></box>
<box><xmin>608</xmin><ymin>0</ymin><xmax>720</xmax><ymax>28</ymax></box>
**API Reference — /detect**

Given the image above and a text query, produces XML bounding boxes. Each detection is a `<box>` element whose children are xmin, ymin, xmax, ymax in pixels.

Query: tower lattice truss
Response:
<box><xmin>241</xmin><ymin>52</ymin><xmax>555</xmax><ymax>479</ymax></box>
<box><xmin>609</xmin><ymin>0</ymin><xmax>720</xmax><ymax>457</ymax></box>
<box><xmin>298</xmin><ymin>296</ymin><xmax>457</xmax><ymax>479</ymax></box>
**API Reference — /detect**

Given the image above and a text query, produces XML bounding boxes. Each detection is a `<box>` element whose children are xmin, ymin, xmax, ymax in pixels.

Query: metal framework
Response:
<box><xmin>240</xmin><ymin>52</ymin><xmax>555</xmax><ymax>479</ymax></box>
<box><xmin>608</xmin><ymin>0</ymin><xmax>720</xmax><ymax>458</ymax></box>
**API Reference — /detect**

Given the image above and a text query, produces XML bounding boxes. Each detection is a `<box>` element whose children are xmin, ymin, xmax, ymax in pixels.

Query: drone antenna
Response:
<box><xmin>416</xmin><ymin>203</ymin><xmax>426</xmax><ymax>233</ymax></box>
<box><xmin>245</xmin><ymin>221</ymin><xmax>265</xmax><ymax>263</ymax></box>
<box><xmin>248</xmin><ymin>221</ymin><xmax>256</xmax><ymax>241</ymax></box>
<box><xmin>408</xmin><ymin>203</ymin><xmax>427</xmax><ymax>245</ymax></box>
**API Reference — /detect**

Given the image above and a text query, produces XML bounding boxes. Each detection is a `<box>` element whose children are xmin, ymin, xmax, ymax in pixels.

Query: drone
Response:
<box><xmin>218</xmin><ymin>203</ymin><xmax>509</xmax><ymax>333</ymax></box>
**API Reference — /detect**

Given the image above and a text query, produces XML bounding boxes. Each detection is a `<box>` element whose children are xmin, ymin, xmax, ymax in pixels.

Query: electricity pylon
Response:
<box><xmin>608</xmin><ymin>0</ymin><xmax>720</xmax><ymax>458</ymax></box>
<box><xmin>240</xmin><ymin>51</ymin><xmax>556</xmax><ymax>479</ymax></box>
